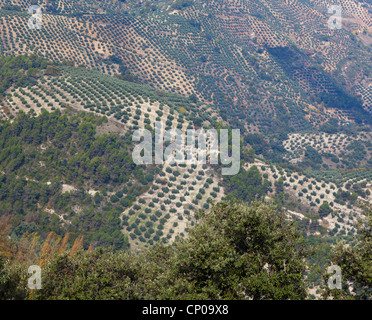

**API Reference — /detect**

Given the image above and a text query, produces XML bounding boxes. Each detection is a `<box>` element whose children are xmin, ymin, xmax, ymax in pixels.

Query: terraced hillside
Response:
<box><xmin>245</xmin><ymin>159</ymin><xmax>371</xmax><ymax>238</ymax></box>
<box><xmin>0</xmin><ymin>1</ymin><xmax>370</xmax><ymax>251</ymax></box>
<box><xmin>0</xmin><ymin>60</ymin><xmax>234</xmax><ymax>250</ymax></box>
<box><xmin>1</xmin><ymin>59</ymin><xmax>368</xmax><ymax>251</ymax></box>
<box><xmin>1</xmin><ymin>0</ymin><xmax>371</xmax><ymax>136</ymax></box>
<box><xmin>0</xmin><ymin>1</ymin><xmax>371</xmax><ymax>301</ymax></box>
<box><xmin>283</xmin><ymin>131</ymin><xmax>372</xmax><ymax>168</ymax></box>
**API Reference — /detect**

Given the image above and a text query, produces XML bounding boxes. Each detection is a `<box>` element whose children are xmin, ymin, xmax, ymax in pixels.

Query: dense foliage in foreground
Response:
<box><xmin>1</xmin><ymin>196</ymin><xmax>371</xmax><ymax>300</ymax></box>
<box><xmin>322</xmin><ymin>205</ymin><xmax>372</xmax><ymax>300</ymax></box>
<box><xmin>1</xmin><ymin>201</ymin><xmax>309</xmax><ymax>300</ymax></box>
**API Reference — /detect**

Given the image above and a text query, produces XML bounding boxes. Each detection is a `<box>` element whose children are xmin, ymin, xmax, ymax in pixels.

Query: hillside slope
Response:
<box><xmin>1</xmin><ymin>0</ymin><xmax>371</xmax><ymax>133</ymax></box>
